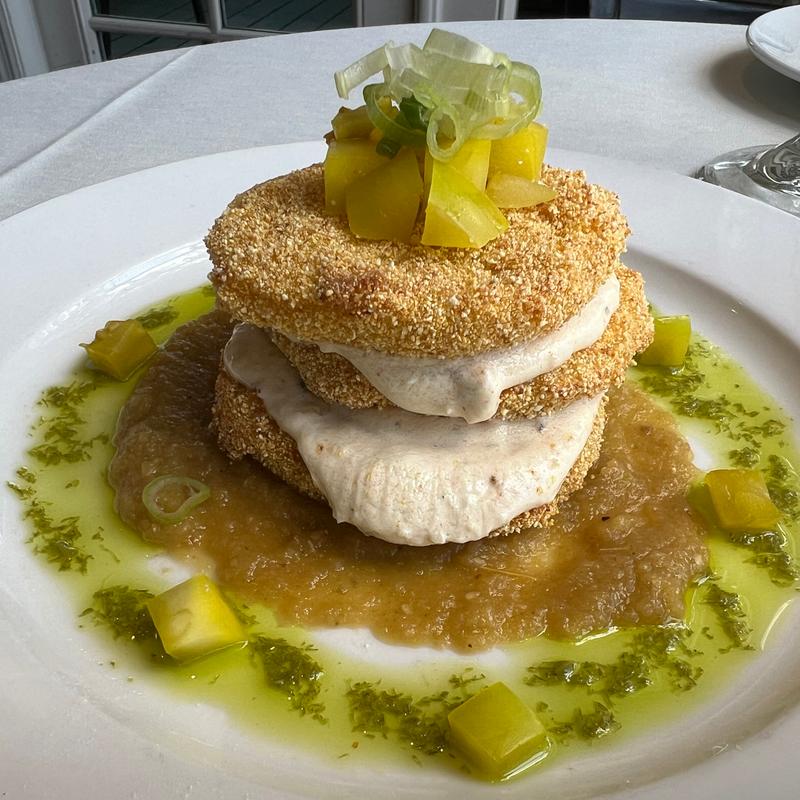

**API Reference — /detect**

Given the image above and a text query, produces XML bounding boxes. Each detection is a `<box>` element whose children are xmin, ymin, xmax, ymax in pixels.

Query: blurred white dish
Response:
<box><xmin>747</xmin><ymin>6</ymin><xmax>800</xmax><ymax>82</ymax></box>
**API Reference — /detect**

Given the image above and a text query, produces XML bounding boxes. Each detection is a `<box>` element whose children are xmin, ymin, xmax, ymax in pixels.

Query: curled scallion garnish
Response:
<box><xmin>335</xmin><ymin>28</ymin><xmax>542</xmax><ymax>161</ymax></box>
<box><xmin>363</xmin><ymin>84</ymin><xmax>426</xmax><ymax>149</ymax></box>
<box><xmin>142</xmin><ymin>475</ymin><xmax>210</xmax><ymax>524</ymax></box>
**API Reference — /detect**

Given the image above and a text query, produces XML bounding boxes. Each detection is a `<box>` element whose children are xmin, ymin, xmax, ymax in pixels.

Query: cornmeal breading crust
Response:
<box><xmin>212</xmin><ymin>369</ymin><xmax>607</xmax><ymax>538</ymax></box>
<box><xmin>206</xmin><ymin>163</ymin><xmax>629</xmax><ymax>358</ymax></box>
<box><xmin>270</xmin><ymin>264</ymin><xmax>652</xmax><ymax>419</ymax></box>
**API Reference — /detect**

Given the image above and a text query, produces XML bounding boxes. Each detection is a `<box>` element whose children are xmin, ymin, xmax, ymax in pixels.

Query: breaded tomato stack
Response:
<box><xmin>206</xmin><ymin>31</ymin><xmax>653</xmax><ymax>546</ymax></box>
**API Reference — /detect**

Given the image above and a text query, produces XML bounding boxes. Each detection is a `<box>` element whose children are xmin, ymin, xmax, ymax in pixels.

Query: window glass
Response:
<box><xmin>92</xmin><ymin>1</ymin><xmax>207</xmax><ymax>24</ymax></box>
<box><xmin>223</xmin><ymin>0</ymin><xmax>354</xmax><ymax>33</ymax></box>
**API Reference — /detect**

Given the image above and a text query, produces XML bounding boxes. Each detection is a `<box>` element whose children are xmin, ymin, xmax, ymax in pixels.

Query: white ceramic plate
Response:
<box><xmin>2</xmin><ymin>143</ymin><xmax>800</xmax><ymax>800</ymax></box>
<box><xmin>747</xmin><ymin>6</ymin><xmax>800</xmax><ymax>82</ymax></box>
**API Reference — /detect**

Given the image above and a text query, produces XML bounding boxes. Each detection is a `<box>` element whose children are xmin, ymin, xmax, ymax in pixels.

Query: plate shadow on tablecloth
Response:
<box><xmin>707</xmin><ymin>50</ymin><xmax>800</xmax><ymax>128</ymax></box>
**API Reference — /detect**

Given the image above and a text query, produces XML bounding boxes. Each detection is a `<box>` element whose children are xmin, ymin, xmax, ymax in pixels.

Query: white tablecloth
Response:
<box><xmin>1</xmin><ymin>18</ymin><xmax>799</xmax><ymax>222</ymax></box>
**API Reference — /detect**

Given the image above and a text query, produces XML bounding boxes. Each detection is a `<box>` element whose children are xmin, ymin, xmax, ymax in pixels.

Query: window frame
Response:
<box><xmin>71</xmin><ymin>0</ymin><xmax>286</xmax><ymax>64</ymax></box>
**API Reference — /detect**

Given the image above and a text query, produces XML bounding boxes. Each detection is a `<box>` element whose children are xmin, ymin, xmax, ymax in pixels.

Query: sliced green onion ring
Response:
<box><xmin>335</xmin><ymin>43</ymin><xmax>391</xmax><ymax>99</ymax></box>
<box><xmin>363</xmin><ymin>83</ymin><xmax>426</xmax><ymax>148</ymax></box>
<box><xmin>398</xmin><ymin>96</ymin><xmax>430</xmax><ymax>131</ymax></box>
<box><xmin>333</xmin><ymin>29</ymin><xmax>542</xmax><ymax>162</ymax></box>
<box><xmin>471</xmin><ymin>62</ymin><xmax>542</xmax><ymax>140</ymax></box>
<box><xmin>142</xmin><ymin>475</ymin><xmax>211</xmax><ymax>524</ymax></box>
<box><xmin>427</xmin><ymin>102</ymin><xmax>468</xmax><ymax>161</ymax></box>
<box><xmin>422</xmin><ymin>27</ymin><xmax>497</xmax><ymax>66</ymax></box>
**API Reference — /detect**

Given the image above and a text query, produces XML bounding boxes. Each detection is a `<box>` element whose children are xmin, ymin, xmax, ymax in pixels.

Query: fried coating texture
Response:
<box><xmin>212</xmin><ymin>368</ymin><xmax>607</xmax><ymax>539</ymax></box>
<box><xmin>271</xmin><ymin>264</ymin><xmax>652</xmax><ymax>418</ymax></box>
<box><xmin>206</xmin><ymin>163</ymin><xmax>630</xmax><ymax>358</ymax></box>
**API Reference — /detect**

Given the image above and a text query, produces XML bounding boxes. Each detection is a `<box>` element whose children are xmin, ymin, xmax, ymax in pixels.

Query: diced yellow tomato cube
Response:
<box><xmin>147</xmin><ymin>575</ymin><xmax>247</xmax><ymax>662</ymax></box>
<box><xmin>638</xmin><ymin>316</ymin><xmax>691</xmax><ymax>367</ymax></box>
<box><xmin>489</xmin><ymin>122</ymin><xmax>548</xmax><ymax>181</ymax></box>
<box><xmin>452</xmin><ymin>138</ymin><xmax>492</xmax><ymax>189</ymax></box>
<box><xmin>425</xmin><ymin>139</ymin><xmax>492</xmax><ymax>198</ymax></box>
<box><xmin>80</xmin><ymin>319</ymin><xmax>157</xmax><ymax>381</ymax></box>
<box><xmin>345</xmin><ymin>147</ymin><xmax>423</xmax><ymax>242</ymax></box>
<box><xmin>448</xmin><ymin>682</ymin><xmax>550</xmax><ymax>780</ymax></box>
<box><xmin>324</xmin><ymin>139</ymin><xmax>386</xmax><ymax>215</ymax></box>
<box><xmin>705</xmin><ymin>469</ymin><xmax>782</xmax><ymax>532</ymax></box>
<box><xmin>331</xmin><ymin>105</ymin><xmax>374</xmax><ymax>140</ymax></box>
<box><xmin>422</xmin><ymin>161</ymin><xmax>508</xmax><ymax>248</ymax></box>
<box><xmin>486</xmin><ymin>173</ymin><xmax>556</xmax><ymax>208</ymax></box>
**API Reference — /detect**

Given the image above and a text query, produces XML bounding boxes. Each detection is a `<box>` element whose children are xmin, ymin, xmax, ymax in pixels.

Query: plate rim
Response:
<box><xmin>747</xmin><ymin>5</ymin><xmax>800</xmax><ymax>83</ymax></box>
<box><xmin>2</xmin><ymin>142</ymin><xmax>800</xmax><ymax>800</ymax></box>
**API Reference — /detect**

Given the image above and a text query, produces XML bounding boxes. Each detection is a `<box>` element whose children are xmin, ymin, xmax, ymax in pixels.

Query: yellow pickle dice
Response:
<box><xmin>448</xmin><ymin>681</ymin><xmax>550</xmax><ymax>780</ymax></box>
<box><xmin>486</xmin><ymin>173</ymin><xmax>556</xmax><ymax>208</ymax></box>
<box><xmin>638</xmin><ymin>315</ymin><xmax>692</xmax><ymax>367</ymax></box>
<box><xmin>147</xmin><ymin>574</ymin><xmax>247</xmax><ymax>662</ymax></box>
<box><xmin>422</xmin><ymin>160</ymin><xmax>508</xmax><ymax>248</ymax></box>
<box><xmin>705</xmin><ymin>469</ymin><xmax>782</xmax><ymax>532</ymax></box>
<box><xmin>488</xmin><ymin>122</ymin><xmax>548</xmax><ymax>181</ymax></box>
<box><xmin>80</xmin><ymin>319</ymin><xmax>157</xmax><ymax>381</ymax></box>
<box><xmin>324</xmin><ymin>139</ymin><xmax>387</xmax><ymax>215</ymax></box>
<box><xmin>345</xmin><ymin>147</ymin><xmax>423</xmax><ymax>242</ymax></box>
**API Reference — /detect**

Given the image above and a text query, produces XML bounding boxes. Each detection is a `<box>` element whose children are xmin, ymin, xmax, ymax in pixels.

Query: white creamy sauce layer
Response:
<box><xmin>224</xmin><ymin>324</ymin><xmax>602</xmax><ymax>547</ymax></box>
<box><xmin>310</xmin><ymin>274</ymin><xmax>619</xmax><ymax>423</ymax></box>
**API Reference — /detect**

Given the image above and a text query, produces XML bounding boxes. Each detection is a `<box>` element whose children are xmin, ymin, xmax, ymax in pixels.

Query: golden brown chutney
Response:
<box><xmin>109</xmin><ymin>311</ymin><xmax>707</xmax><ymax>651</ymax></box>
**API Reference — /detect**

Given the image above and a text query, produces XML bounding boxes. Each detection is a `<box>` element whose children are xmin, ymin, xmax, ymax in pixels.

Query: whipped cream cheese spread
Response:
<box><xmin>308</xmin><ymin>274</ymin><xmax>619</xmax><ymax>423</ymax></box>
<box><xmin>224</xmin><ymin>324</ymin><xmax>602</xmax><ymax>546</ymax></box>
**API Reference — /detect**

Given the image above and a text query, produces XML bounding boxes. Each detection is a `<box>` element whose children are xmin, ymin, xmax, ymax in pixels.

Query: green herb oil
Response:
<box><xmin>7</xmin><ymin>297</ymin><xmax>800</xmax><ymax>781</ymax></box>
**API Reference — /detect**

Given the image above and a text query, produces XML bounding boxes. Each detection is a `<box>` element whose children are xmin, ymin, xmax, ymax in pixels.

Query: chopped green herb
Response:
<box><xmin>636</xmin><ymin>340</ymin><xmax>792</xmax><ymax>451</ymax></box>
<box><xmin>347</xmin><ymin>682</ymin><xmax>448</xmax><ymax>754</ymax></box>
<box><xmin>764</xmin><ymin>455</ymin><xmax>800</xmax><ymax>521</ymax></box>
<box><xmin>448</xmin><ymin>668</ymin><xmax>485</xmax><ymax>691</ymax></box>
<box><xmin>729</xmin><ymin>446</ymin><xmax>760</xmax><ymax>469</ymax></box>
<box><xmin>231</xmin><ymin>602</ymin><xmax>259</xmax><ymax>629</ymax></box>
<box><xmin>6</xmin><ymin>480</ymin><xmax>35</xmax><ymax>500</ymax></box>
<box><xmin>80</xmin><ymin>585</ymin><xmax>170</xmax><ymax>664</ymax></box>
<box><xmin>525</xmin><ymin>660</ymin><xmax>605</xmax><ymax>689</ymax></box>
<box><xmin>525</xmin><ymin>625</ymin><xmax>702</xmax><ymax>710</ymax></box>
<box><xmin>249</xmin><ymin>635</ymin><xmax>326</xmax><ymax>723</ymax></box>
<box><xmin>540</xmin><ymin>701</ymin><xmax>620</xmax><ymax>742</ymax></box>
<box><xmin>8</xmin><ymin>471</ymin><xmax>96</xmax><ymax>570</ymax></box>
<box><xmin>81</xmin><ymin>585</ymin><xmax>157</xmax><ymax>642</ymax></box>
<box><xmin>5</xmin><ymin>286</ymin><xmax>800</xmax><ymax>781</ymax></box>
<box><xmin>704</xmin><ymin>584</ymin><xmax>753</xmax><ymax>650</ymax></box>
<box><xmin>630</xmin><ymin>627</ymin><xmax>703</xmax><ymax>692</ymax></box>
<box><xmin>20</xmin><ymin>493</ymin><xmax>92</xmax><ymax>572</ymax></box>
<box><xmin>40</xmin><ymin>381</ymin><xmax>99</xmax><ymax>409</ymax></box>
<box><xmin>28</xmin><ymin>380</ymin><xmax>109</xmax><ymax>466</ymax></box>
<box><xmin>573</xmin><ymin>702</ymin><xmax>620</xmax><ymax>740</ymax></box>
<box><xmin>689</xmin><ymin>481</ymin><xmax>799</xmax><ymax>588</ymax></box>
<box><xmin>16</xmin><ymin>466</ymin><xmax>37</xmax><ymax>484</ymax></box>
<box><xmin>136</xmin><ymin>303</ymin><xmax>180</xmax><ymax>330</ymax></box>
<box><xmin>728</xmin><ymin>529</ymin><xmax>800</xmax><ymax>587</ymax></box>
<box><xmin>602</xmin><ymin>652</ymin><xmax>652</xmax><ymax>697</ymax></box>
<box><xmin>346</xmin><ymin>671</ymin><xmax>485</xmax><ymax>756</ymax></box>
<box><xmin>29</xmin><ymin>431</ymin><xmax>108</xmax><ymax>467</ymax></box>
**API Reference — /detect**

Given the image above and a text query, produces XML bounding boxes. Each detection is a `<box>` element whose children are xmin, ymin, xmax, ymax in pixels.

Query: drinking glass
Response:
<box><xmin>698</xmin><ymin>133</ymin><xmax>800</xmax><ymax>217</ymax></box>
